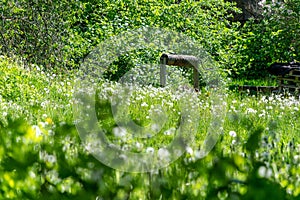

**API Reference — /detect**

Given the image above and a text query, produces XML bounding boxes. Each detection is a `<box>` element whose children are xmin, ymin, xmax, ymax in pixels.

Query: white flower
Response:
<box><xmin>258</xmin><ymin>166</ymin><xmax>272</xmax><ymax>178</ymax></box>
<box><xmin>41</xmin><ymin>101</ymin><xmax>46</xmax><ymax>108</ymax></box>
<box><xmin>135</xmin><ymin>142</ymin><xmax>143</xmax><ymax>150</ymax></box>
<box><xmin>151</xmin><ymin>123</ymin><xmax>160</xmax><ymax>132</ymax></box>
<box><xmin>32</xmin><ymin>125</ymin><xmax>42</xmax><ymax>137</ymax></box>
<box><xmin>46</xmin><ymin>155</ymin><xmax>57</xmax><ymax>163</ymax></box>
<box><xmin>229</xmin><ymin>131</ymin><xmax>237</xmax><ymax>137</ymax></box>
<box><xmin>3</xmin><ymin>112</ymin><xmax>7</xmax><ymax>117</ymax></box>
<box><xmin>164</xmin><ymin>127</ymin><xmax>176</xmax><ymax>136</ymax></box>
<box><xmin>246</xmin><ymin>108</ymin><xmax>257</xmax><ymax>114</ymax></box>
<box><xmin>112</xmin><ymin>127</ymin><xmax>127</xmax><ymax>138</ymax></box>
<box><xmin>141</xmin><ymin>102</ymin><xmax>148</xmax><ymax>107</ymax></box>
<box><xmin>258</xmin><ymin>166</ymin><xmax>266</xmax><ymax>177</ymax></box>
<box><xmin>121</xmin><ymin>145</ymin><xmax>130</xmax><ymax>151</ymax></box>
<box><xmin>119</xmin><ymin>154</ymin><xmax>127</xmax><ymax>160</ymax></box>
<box><xmin>186</xmin><ymin>147</ymin><xmax>193</xmax><ymax>155</ymax></box>
<box><xmin>158</xmin><ymin>148</ymin><xmax>170</xmax><ymax>160</ymax></box>
<box><xmin>146</xmin><ymin>147</ymin><xmax>154</xmax><ymax>154</ymax></box>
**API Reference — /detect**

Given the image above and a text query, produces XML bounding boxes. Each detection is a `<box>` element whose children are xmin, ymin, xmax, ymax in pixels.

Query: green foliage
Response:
<box><xmin>61</xmin><ymin>0</ymin><xmax>241</xmax><ymax>83</ymax></box>
<box><xmin>1</xmin><ymin>0</ymin><xmax>299</xmax><ymax>80</ymax></box>
<box><xmin>229</xmin><ymin>0</ymin><xmax>300</xmax><ymax>79</ymax></box>
<box><xmin>1</xmin><ymin>0</ymin><xmax>241</xmax><ymax>76</ymax></box>
<box><xmin>0</xmin><ymin>0</ymin><xmax>71</xmax><ymax>70</ymax></box>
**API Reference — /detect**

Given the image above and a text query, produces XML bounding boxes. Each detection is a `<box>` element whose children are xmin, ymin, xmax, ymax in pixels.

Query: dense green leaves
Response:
<box><xmin>0</xmin><ymin>0</ymin><xmax>71</xmax><ymax>70</ymax></box>
<box><xmin>1</xmin><ymin>0</ymin><xmax>240</xmax><ymax>74</ymax></box>
<box><xmin>229</xmin><ymin>0</ymin><xmax>300</xmax><ymax>78</ymax></box>
<box><xmin>1</xmin><ymin>0</ymin><xmax>299</xmax><ymax>78</ymax></box>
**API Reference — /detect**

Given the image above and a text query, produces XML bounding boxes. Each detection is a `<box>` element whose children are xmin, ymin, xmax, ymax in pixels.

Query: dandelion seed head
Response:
<box><xmin>229</xmin><ymin>131</ymin><xmax>237</xmax><ymax>137</ymax></box>
<box><xmin>186</xmin><ymin>146</ymin><xmax>193</xmax><ymax>155</ymax></box>
<box><xmin>113</xmin><ymin>127</ymin><xmax>127</xmax><ymax>138</ymax></box>
<box><xmin>146</xmin><ymin>147</ymin><xmax>154</xmax><ymax>154</ymax></box>
<box><xmin>158</xmin><ymin>148</ymin><xmax>170</xmax><ymax>160</ymax></box>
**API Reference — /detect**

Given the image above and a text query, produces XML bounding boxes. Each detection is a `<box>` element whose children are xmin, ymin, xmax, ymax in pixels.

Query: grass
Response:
<box><xmin>1</xmin><ymin>56</ymin><xmax>300</xmax><ymax>199</ymax></box>
<box><xmin>229</xmin><ymin>76</ymin><xmax>278</xmax><ymax>87</ymax></box>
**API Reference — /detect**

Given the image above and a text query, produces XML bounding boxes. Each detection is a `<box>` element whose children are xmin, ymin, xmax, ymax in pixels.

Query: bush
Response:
<box><xmin>0</xmin><ymin>0</ymin><xmax>71</xmax><ymax>71</ymax></box>
<box><xmin>1</xmin><ymin>0</ymin><xmax>240</xmax><ymax>76</ymax></box>
<box><xmin>228</xmin><ymin>0</ymin><xmax>300</xmax><ymax>79</ymax></box>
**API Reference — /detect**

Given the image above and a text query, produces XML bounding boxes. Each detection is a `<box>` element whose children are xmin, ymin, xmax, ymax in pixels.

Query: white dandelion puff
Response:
<box><xmin>112</xmin><ymin>127</ymin><xmax>127</xmax><ymax>138</ymax></box>
<box><xmin>229</xmin><ymin>131</ymin><xmax>237</xmax><ymax>137</ymax></box>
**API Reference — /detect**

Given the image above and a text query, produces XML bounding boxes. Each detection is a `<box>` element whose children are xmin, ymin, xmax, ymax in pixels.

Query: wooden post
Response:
<box><xmin>159</xmin><ymin>53</ymin><xmax>199</xmax><ymax>90</ymax></box>
<box><xmin>160</xmin><ymin>57</ymin><xmax>167</xmax><ymax>87</ymax></box>
<box><xmin>193</xmin><ymin>67</ymin><xmax>199</xmax><ymax>91</ymax></box>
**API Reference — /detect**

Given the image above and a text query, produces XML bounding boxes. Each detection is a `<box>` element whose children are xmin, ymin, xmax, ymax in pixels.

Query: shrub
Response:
<box><xmin>0</xmin><ymin>0</ymin><xmax>71</xmax><ymax>71</ymax></box>
<box><xmin>1</xmin><ymin>0</ymin><xmax>240</xmax><ymax>77</ymax></box>
<box><xmin>229</xmin><ymin>0</ymin><xmax>300</xmax><ymax>79</ymax></box>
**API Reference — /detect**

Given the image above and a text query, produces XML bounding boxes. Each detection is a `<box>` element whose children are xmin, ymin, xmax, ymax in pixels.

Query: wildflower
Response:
<box><xmin>44</xmin><ymin>88</ymin><xmax>49</xmax><ymax>94</ymax></box>
<box><xmin>112</xmin><ymin>127</ymin><xmax>127</xmax><ymax>138</ymax></box>
<box><xmin>135</xmin><ymin>142</ymin><xmax>143</xmax><ymax>150</ymax></box>
<box><xmin>186</xmin><ymin>146</ymin><xmax>193</xmax><ymax>155</ymax></box>
<box><xmin>246</xmin><ymin>108</ymin><xmax>257</xmax><ymax>114</ymax></box>
<box><xmin>45</xmin><ymin>117</ymin><xmax>53</xmax><ymax>125</ymax></box>
<box><xmin>146</xmin><ymin>147</ymin><xmax>154</xmax><ymax>154</ymax></box>
<box><xmin>119</xmin><ymin>154</ymin><xmax>127</xmax><ymax>160</ymax></box>
<box><xmin>151</xmin><ymin>123</ymin><xmax>160</xmax><ymax>132</ymax></box>
<box><xmin>121</xmin><ymin>145</ymin><xmax>130</xmax><ymax>151</ymax></box>
<box><xmin>164</xmin><ymin>127</ymin><xmax>176</xmax><ymax>136</ymax></box>
<box><xmin>32</xmin><ymin>125</ymin><xmax>42</xmax><ymax>137</ymax></box>
<box><xmin>258</xmin><ymin>109</ymin><xmax>266</xmax><ymax>118</ymax></box>
<box><xmin>141</xmin><ymin>102</ymin><xmax>148</xmax><ymax>107</ymax></box>
<box><xmin>258</xmin><ymin>166</ymin><xmax>272</xmax><ymax>178</ymax></box>
<box><xmin>41</xmin><ymin>101</ymin><xmax>46</xmax><ymax>108</ymax></box>
<box><xmin>26</xmin><ymin>125</ymin><xmax>43</xmax><ymax>143</ymax></box>
<box><xmin>46</xmin><ymin>154</ymin><xmax>57</xmax><ymax>164</ymax></box>
<box><xmin>158</xmin><ymin>148</ymin><xmax>170</xmax><ymax>160</ymax></box>
<box><xmin>229</xmin><ymin>130</ymin><xmax>237</xmax><ymax>137</ymax></box>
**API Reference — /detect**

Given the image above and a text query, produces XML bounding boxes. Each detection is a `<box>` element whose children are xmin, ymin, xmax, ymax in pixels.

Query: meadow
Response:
<box><xmin>1</xmin><ymin>56</ymin><xmax>300</xmax><ymax>199</ymax></box>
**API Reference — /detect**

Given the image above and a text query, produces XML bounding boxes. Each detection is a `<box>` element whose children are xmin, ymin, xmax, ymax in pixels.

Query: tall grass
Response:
<box><xmin>0</xmin><ymin>57</ymin><xmax>300</xmax><ymax>199</ymax></box>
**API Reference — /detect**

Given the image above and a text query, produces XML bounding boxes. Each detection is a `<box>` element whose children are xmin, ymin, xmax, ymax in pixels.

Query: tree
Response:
<box><xmin>0</xmin><ymin>0</ymin><xmax>71</xmax><ymax>70</ymax></box>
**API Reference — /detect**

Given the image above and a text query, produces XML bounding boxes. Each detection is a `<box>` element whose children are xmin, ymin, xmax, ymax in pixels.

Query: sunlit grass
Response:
<box><xmin>230</xmin><ymin>76</ymin><xmax>278</xmax><ymax>86</ymax></box>
<box><xmin>1</xmin><ymin>57</ymin><xmax>300</xmax><ymax>199</ymax></box>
